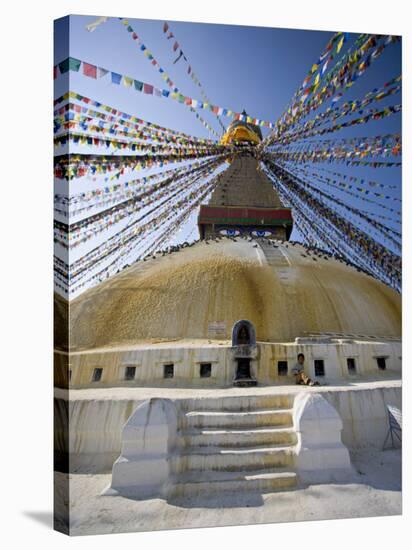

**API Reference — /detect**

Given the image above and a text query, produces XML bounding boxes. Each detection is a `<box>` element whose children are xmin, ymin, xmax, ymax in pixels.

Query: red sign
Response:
<box><xmin>198</xmin><ymin>205</ymin><xmax>293</xmax><ymax>225</ymax></box>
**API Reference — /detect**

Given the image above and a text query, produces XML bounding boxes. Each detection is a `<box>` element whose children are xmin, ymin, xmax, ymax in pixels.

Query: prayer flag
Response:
<box><xmin>111</xmin><ymin>72</ymin><xmax>122</xmax><ymax>85</ymax></box>
<box><xmin>336</xmin><ymin>35</ymin><xmax>345</xmax><ymax>53</ymax></box>
<box><xmin>143</xmin><ymin>83</ymin><xmax>154</xmax><ymax>94</ymax></box>
<box><xmin>97</xmin><ymin>67</ymin><xmax>109</xmax><ymax>78</ymax></box>
<box><xmin>59</xmin><ymin>57</ymin><xmax>81</xmax><ymax>74</ymax></box>
<box><xmin>134</xmin><ymin>80</ymin><xmax>143</xmax><ymax>91</ymax></box>
<box><xmin>83</xmin><ymin>62</ymin><xmax>97</xmax><ymax>79</ymax></box>
<box><xmin>302</xmin><ymin>75</ymin><xmax>311</xmax><ymax>87</ymax></box>
<box><xmin>85</xmin><ymin>16</ymin><xmax>108</xmax><ymax>32</ymax></box>
<box><xmin>173</xmin><ymin>51</ymin><xmax>183</xmax><ymax>64</ymax></box>
<box><xmin>332</xmin><ymin>93</ymin><xmax>343</xmax><ymax>103</ymax></box>
<box><xmin>321</xmin><ymin>57</ymin><xmax>331</xmax><ymax>75</ymax></box>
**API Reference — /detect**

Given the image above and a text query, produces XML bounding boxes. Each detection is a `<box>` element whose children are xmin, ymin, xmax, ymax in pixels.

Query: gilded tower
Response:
<box><xmin>198</xmin><ymin>114</ymin><xmax>293</xmax><ymax>240</ymax></box>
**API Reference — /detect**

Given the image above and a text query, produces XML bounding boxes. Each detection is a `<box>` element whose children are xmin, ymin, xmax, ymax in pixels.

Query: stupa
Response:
<box><xmin>54</xmin><ymin>117</ymin><xmax>401</xmax><ymax>489</ymax></box>
<box><xmin>55</xmin><ymin>116</ymin><xmax>401</xmax><ymax>389</ymax></box>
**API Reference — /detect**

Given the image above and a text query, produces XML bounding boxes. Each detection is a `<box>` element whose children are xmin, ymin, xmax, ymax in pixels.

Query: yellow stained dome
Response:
<box><xmin>65</xmin><ymin>239</ymin><xmax>401</xmax><ymax>351</ymax></box>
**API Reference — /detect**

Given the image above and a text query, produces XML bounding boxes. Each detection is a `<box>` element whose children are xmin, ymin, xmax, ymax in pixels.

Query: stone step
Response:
<box><xmin>179</xmin><ymin>394</ymin><xmax>294</xmax><ymax>413</ymax></box>
<box><xmin>181</xmin><ymin>427</ymin><xmax>297</xmax><ymax>448</ymax></box>
<box><xmin>170</xmin><ymin>469</ymin><xmax>298</xmax><ymax>498</ymax></box>
<box><xmin>184</xmin><ymin>409</ymin><xmax>293</xmax><ymax>429</ymax></box>
<box><xmin>172</xmin><ymin>445</ymin><xmax>295</xmax><ymax>472</ymax></box>
<box><xmin>262</xmin><ymin>256</ymin><xmax>289</xmax><ymax>266</ymax></box>
<box><xmin>258</xmin><ymin>241</ymin><xmax>290</xmax><ymax>267</ymax></box>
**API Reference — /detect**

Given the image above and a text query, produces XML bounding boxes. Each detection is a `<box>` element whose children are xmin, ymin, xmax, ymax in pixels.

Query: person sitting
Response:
<box><xmin>292</xmin><ymin>353</ymin><xmax>320</xmax><ymax>386</ymax></box>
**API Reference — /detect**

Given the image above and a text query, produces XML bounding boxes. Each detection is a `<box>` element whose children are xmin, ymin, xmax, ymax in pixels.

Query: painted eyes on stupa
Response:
<box><xmin>251</xmin><ymin>230</ymin><xmax>273</xmax><ymax>237</ymax></box>
<box><xmin>220</xmin><ymin>229</ymin><xmax>240</xmax><ymax>237</ymax></box>
<box><xmin>219</xmin><ymin>228</ymin><xmax>273</xmax><ymax>237</ymax></box>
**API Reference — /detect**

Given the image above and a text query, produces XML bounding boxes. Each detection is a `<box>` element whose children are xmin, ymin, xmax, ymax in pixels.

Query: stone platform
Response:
<box><xmin>53</xmin><ymin>379</ymin><xmax>402</xmax><ymax>535</ymax></box>
<box><xmin>55</xmin><ymin>379</ymin><xmax>401</xmax><ymax>475</ymax></box>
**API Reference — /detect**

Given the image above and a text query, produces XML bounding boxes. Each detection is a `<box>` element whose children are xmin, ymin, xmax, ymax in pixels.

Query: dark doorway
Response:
<box><xmin>236</xmin><ymin>358</ymin><xmax>251</xmax><ymax>379</ymax></box>
<box><xmin>163</xmin><ymin>363</ymin><xmax>174</xmax><ymax>378</ymax></box>
<box><xmin>125</xmin><ymin>366</ymin><xmax>136</xmax><ymax>380</ymax></box>
<box><xmin>347</xmin><ymin>357</ymin><xmax>356</xmax><ymax>373</ymax></box>
<box><xmin>277</xmin><ymin>361</ymin><xmax>288</xmax><ymax>376</ymax></box>
<box><xmin>376</xmin><ymin>357</ymin><xmax>387</xmax><ymax>370</ymax></box>
<box><xmin>200</xmin><ymin>363</ymin><xmax>212</xmax><ymax>378</ymax></box>
<box><xmin>92</xmin><ymin>367</ymin><xmax>102</xmax><ymax>382</ymax></box>
<box><xmin>314</xmin><ymin>359</ymin><xmax>325</xmax><ymax>377</ymax></box>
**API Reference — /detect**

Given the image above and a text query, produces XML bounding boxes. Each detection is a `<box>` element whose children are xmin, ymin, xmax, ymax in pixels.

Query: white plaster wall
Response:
<box><xmin>65</xmin><ymin>340</ymin><xmax>401</xmax><ymax>389</ymax></box>
<box><xmin>321</xmin><ymin>385</ymin><xmax>401</xmax><ymax>449</ymax></box>
<box><xmin>55</xmin><ymin>384</ymin><xmax>401</xmax><ymax>473</ymax></box>
<box><xmin>256</xmin><ymin>341</ymin><xmax>401</xmax><ymax>385</ymax></box>
<box><xmin>61</xmin><ymin>397</ymin><xmax>144</xmax><ymax>472</ymax></box>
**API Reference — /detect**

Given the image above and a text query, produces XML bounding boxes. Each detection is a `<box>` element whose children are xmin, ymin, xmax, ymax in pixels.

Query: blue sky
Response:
<box><xmin>54</xmin><ymin>16</ymin><xmax>401</xmax><ymax>137</ymax></box>
<box><xmin>54</xmin><ymin>16</ymin><xmax>342</xmax><ymax>139</ymax></box>
<box><xmin>54</xmin><ymin>15</ymin><xmax>401</xmax><ymax>296</ymax></box>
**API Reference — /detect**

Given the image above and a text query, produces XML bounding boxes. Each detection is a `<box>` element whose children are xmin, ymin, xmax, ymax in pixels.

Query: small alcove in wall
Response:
<box><xmin>231</xmin><ymin>319</ymin><xmax>256</xmax><ymax>346</ymax></box>
<box><xmin>232</xmin><ymin>320</ymin><xmax>257</xmax><ymax>386</ymax></box>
